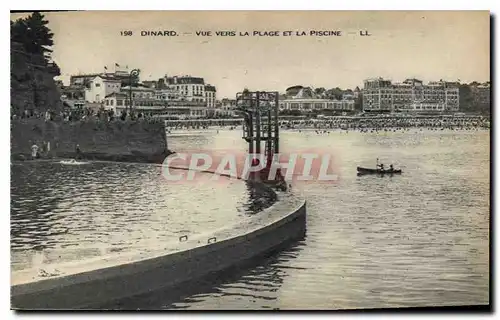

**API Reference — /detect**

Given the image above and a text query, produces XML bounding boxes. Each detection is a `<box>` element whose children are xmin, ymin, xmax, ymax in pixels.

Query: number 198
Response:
<box><xmin>121</xmin><ymin>31</ymin><xmax>133</xmax><ymax>36</ymax></box>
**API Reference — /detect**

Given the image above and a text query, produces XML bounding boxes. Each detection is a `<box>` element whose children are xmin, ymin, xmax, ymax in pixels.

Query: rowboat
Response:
<box><xmin>357</xmin><ymin>166</ymin><xmax>402</xmax><ymax>175</ymax></box>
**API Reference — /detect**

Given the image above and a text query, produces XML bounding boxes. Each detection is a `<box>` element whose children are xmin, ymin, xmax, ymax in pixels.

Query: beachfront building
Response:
<box><xmin>102</xmin><ymin>92</ymin><xmax>206</xmax><ymax>118</ymax></box>
<box><xmin>84</xmin><ymin>75</ymin><xmax>122</xmax><ymax>103</ymax></box>
<box><xmin>155</xmin><ymin>87</ymin><xmax>181</xmax><ymax>101</ymax></box>
<box><xmin>470</xmin><ymin>82</ymin><xmax>491</xmax><ymax>108</ymax></box>
<box><xmin>70</xmin><ymin>69</ymin><xmax>133</xmax><ymax>87</ymax></box>
<box><xmin>70</xmin><ymin>73</ymin><xmax>102</xmax><ymax>87</ymax></box>
<box><xmin>103</xmin><ymin>86</ymin><xmax>160</xmax><ymax>114</ymax></box>
<box><xmin>164</xmin><ymin>75</ymin><xmax>206</xmax><ymax>104</ymax></box>
<box><xmin>362</xmin><ymin>78</ymin><xmax>394</xmax><ymax>112</ymax></box>
<box><xmin>363</xmin><ymin>78</ymin><xmax>460</xmax><ymax>113</ymax></box>
<box><xmin>103</xmin><ymin>88</ymin><xmax>208</xmax><ymax>119</ymax></box>
<box><xmin>142</xmin><ymin>80</ymin><xmax>159</xmax><ymax>89</ymax></box>
<box><xmin>353</xmin><ymin>86</ymin><xmax>361</xmax><ymax>99</ymax></box>
<box><xmin>280</xmin><ymin>85</ymin><xmax>355</xmax><ymax>113</ymax></box>
<box><xmin>279</xmin><ymin>98</ymin><xmax>355</xmax><ymax>112</ymax></box>
<box><xmin>213</xmin><ymin>98</ymin><xmax>237</xmax><ymax>117</ymax></box>
<box><xmin>161</xmin><ymin>100</ymin><xmax>208</xmax><ymax>119</ymax></box>
<box><xmin>205</xmin><ymin>85</ymin><xmax>217</xmax><ymax>109</ymax></box>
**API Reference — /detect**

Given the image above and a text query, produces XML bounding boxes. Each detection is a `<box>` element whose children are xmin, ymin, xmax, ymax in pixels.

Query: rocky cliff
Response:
<box><xmin>10</xmin><ymin>41</ymin><xmax>63</xmax><ymax>114</ymax></box>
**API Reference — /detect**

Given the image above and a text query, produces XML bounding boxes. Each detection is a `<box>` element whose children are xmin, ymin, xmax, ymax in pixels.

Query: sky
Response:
<box><xmin>11</xmin><ymin>11</ymin><xmax>490</xmax><ymax>98</ymax></box>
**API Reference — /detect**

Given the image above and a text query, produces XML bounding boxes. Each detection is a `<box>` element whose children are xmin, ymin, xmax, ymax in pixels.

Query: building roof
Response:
<box><xmin>281</xmin><ymin>98</ymin><xmax>344</xmax><ymax>103</ymax></box>
<box><xmin>105</xmin><ymin>92</ymin><xmax>128</xmax><ymax>98</ymax></box>
<box><xmin>285</xmin><ymin>85</ymin><xmax>304</xmax><ymax>97</ymax></box>
<box><xmin>142</xmin><ymin>80</ymin><xmax>158</xmax><ymax>88</ymax></box>
<box><xmin>71</xmin><ymin>73</ymin><xmax>102</xmax><ymax>79</ymax></box>
<box><xmin>364</xmin><ymin>77</ymin><xmax>391</xmax><ymax>82</ymax></box>
<box><xmin>121</xmin><ymin>86</ymin><xmax>155</xmax><ymax>91</ymax></box>
<box><xmin>403</xmin><ymin>78</ymin><xmax>423</xmax><ymax>84</ymax></box>
<box><xmin>97</xmin><ymin>75</ymin><xmax>122</xmax><ymax>82</ymax></box>
<box><xmin>286</xmin><ymin>85</ymin><xmax>304</xmax><ymax>91</ymax></box>
<box><xmin>61</xmin><ymin>85</ymin><xmax>86</xmax><ymax>91</ymax></box>
<box><xmin>166</xmin><ymin>76</ymin><xmax>205</xmax><ymax>85</ymax></box>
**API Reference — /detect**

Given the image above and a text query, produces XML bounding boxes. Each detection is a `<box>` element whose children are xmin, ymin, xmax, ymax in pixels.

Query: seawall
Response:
<box><xmin>11</xmin><ymin>166</ymin><xmax>306</xmax><ymax>309</ymax></box>
<box><xmin>10</xmin><ymin>119</ymin><xmax>171</xmax><ymax>163</ymax></box>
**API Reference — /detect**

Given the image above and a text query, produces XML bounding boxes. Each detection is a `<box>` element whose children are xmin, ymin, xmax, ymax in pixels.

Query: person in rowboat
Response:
<box><xmin>389</xmin><ymin>164</ymin><xmax>394</xmax><ymax>172</ymax></box>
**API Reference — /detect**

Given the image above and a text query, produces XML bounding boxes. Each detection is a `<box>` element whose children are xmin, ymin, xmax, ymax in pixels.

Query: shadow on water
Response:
<box><xmin>11</xmin><ymin>160</ymin><xmax>278</xmax><ymax>271</ymax></box>
<box><xmin>242</xmin><ymin>181</ymin><xmax>277</xmax><ymax>215</ymax></box>
<box><xmin>101</xmin><ymin>237</ymin><xmax>306</xmax><ymax>310</ymax></box>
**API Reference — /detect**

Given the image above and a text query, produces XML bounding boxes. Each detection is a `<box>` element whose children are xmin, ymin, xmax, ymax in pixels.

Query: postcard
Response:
<box><xmin>10</xmin><ymin>10</ymin><xmax>490</xmax><ymax>311</ymax></box>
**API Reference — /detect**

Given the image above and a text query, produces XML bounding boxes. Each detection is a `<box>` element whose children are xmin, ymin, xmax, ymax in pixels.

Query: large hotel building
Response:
<box><xmin>279</xmin><ymin>86</ymin><xmax>355</xmax><ymax>112</ymax></box>
<box><xmin>61</xmin><ymin>71</ymin><xmax>219</xmax><ymax>119</ymax></box>
<box><xmin>362</xmin><ymin>78</ymin><xmax>460</xmax><ymax>113</ymax></box>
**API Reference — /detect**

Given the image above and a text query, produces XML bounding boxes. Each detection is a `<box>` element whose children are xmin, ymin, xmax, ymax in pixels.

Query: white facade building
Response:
<box><xmin>165</xmin><ymin>75</ymin><xmax>206</xmax><ymax>104</ymax></box>
<box><xmin>214</xmin><ymin>99</ymin><xmax>237</xmax><ymax>117</ymax></box>
<box><xmin>84</xmin><ymin>76</ymin><xmax>121</xmax><ymax>103</ymax></box>
<box><xmin>279</xmin><ymin>98</ymin><xmax>355</xmax><ymax>112</ymax></box>
<box><xmin>362</xmin><ymin>78</ymin><xmax>394</xmax><ymax>112</ymax></box>
<box><xmin>163</xmin><ymin>75</ymin><xmax>218</xmax><ymax>111</ymax></box>
<box><xmin>103</xmin><ymin>90</ymin><xmax>207</xmax><ymax>119</ymax></box>
<box><xmin>155</xmin><ymin>87</ymin><xmax>180</xmax><ymax>101</ymax></box>
<box><xmin>205</xmin><ymin>85</ymin><xmax>217</xmax><ymax>109</ymax></box>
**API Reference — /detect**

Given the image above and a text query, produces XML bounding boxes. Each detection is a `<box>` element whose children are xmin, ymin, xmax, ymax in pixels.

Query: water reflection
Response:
<box><xmin>11</xmin><ymin>129</ymin><xmax>490</xmax><ymax>309</ymax></box>
<box><xmin>11</xmin><ymin>161</ymin><xmax>276</xmax><ymax>271</ymax></box>
<box><xmin>149</xmin><ymin>129</ymin><xmax>490</xmax><ymax>309</ymax></box>
<box><xmin>104</xmin><ymin>239</ymin><xmax>305</xmax><ymax>310</ymax></box>
<box><xmin>243</xmin><ymin>181</ymin><xmax>277</xmax><ymax>214</ymax></box>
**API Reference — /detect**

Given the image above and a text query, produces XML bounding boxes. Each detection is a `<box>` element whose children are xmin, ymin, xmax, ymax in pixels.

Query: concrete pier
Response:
<box><xmin>11</xmin><ymin>167</ymin><xmax>306</xmax><ymax>309</ymax></box>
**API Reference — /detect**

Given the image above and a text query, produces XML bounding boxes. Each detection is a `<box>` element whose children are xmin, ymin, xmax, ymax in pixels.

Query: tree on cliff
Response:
<box><xmin>11</xmin><ymin>12</ymin><xmax>54</xmax><ymax>61</ymax></box>
<box><xmin>11</xmin><ymin>12</ymin><xmax>62</xmax><ymax>113</ymax></box>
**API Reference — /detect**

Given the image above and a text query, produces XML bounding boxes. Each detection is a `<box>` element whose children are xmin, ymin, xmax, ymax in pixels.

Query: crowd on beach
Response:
<box><xmin>12</xmin><ymin>107</ymin><xmax>489</xmax><ymax>131</ymax></box>
<box><xmin>11</xmin><ymin>107</ymin><xmax>165</xmax><ymax>123</ymax></box>
<box><xmin>279</xmin><ymin>116</ymin><xmax>490</xmax><ymax>132</ymax></box>
<box><xmin>164</xmin><ymin>115</ymin><xmax>490</xmax><ymax>132</ymax></box>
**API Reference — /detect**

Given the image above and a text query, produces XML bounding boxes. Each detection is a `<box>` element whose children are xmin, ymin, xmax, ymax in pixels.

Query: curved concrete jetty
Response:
<box><xmin>11</xmin><ymin>166</ymin><xmax>306</xmax><ymax>310</ymax></box>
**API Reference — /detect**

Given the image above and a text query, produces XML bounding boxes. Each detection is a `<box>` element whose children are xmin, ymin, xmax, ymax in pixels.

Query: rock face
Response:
<box><xmin>11</xmin><ymin>119</ymin><xmax>172</xmax><ymax>164</ymax></box>
<box><xmin>10</xmin><ymin>42</ymin><xmax>171</xmax><ymax>164</ymax></box>
<box><xmin>10</xmin><ymin>41</ymin><xmax>63</xmax><ymax>114</ymax></box>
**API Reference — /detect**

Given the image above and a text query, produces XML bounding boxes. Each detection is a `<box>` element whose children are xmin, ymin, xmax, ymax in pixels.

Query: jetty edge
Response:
<box><xmin>11</xmin><ymin>165</ymin><xmax>306</xmax><ymax>310</ymax></box>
